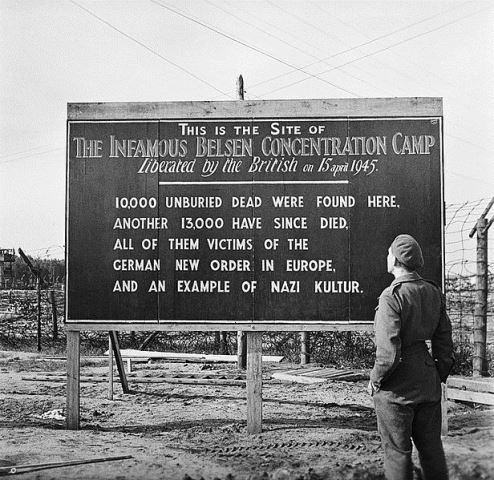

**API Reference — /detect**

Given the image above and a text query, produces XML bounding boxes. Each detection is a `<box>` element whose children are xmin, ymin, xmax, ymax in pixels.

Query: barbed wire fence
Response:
<box><xmin>0</xmin><ymin>198</ymin><xmax>492</xmax><ymax>374</ymax></box>
<box><xmin>444</xmin><ymin>198</ymin><xmax>494</xmax><ymax>374</ymax></box>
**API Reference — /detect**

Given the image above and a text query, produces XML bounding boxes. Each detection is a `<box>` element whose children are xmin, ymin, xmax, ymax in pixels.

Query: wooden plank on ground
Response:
<box><xmin>272</xmin><ymin>372</ymin><xmax>327</xmax><ymax>384</ymax></box>
<box><xmin>447</xmin><ymin>376</ymin><xmax>494</xmax><ymax>393</ymax></box>
<box><xmin>102</xmin><ymin>349</ymin><xmax>283</xmax><ymax>363</ymax></box>
<box><xmin>112</xmin><ymin>349</ymin><xmax>283</xmax><ymax>363</ymax></box>
<box><xmin>441</xmin><ymin>383</ymin><xmax>448</xmax><ymax>436</ymax></box>
<box><xmin>272</xmin><ymin>367</ymin><xmax>367</xmax><ymax>384</ymax></box>
<box><xmin>447</xmin><ymin>387</ymin><xmax>494</xmax><ymax>406</ymax></box>
<box><xmin>23</xmin><ymin>375</ymin><xmax>248</xmax><ymax>387</ymax></box>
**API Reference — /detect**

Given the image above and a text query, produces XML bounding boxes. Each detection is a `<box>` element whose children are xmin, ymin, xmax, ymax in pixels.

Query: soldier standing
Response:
<box><xmin>368</xmin><ymin>234</ymin><xmax>454</xmax><ymax>480</ymax></box>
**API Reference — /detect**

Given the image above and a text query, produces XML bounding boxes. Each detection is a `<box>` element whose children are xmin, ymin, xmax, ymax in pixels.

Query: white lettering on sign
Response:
<box><xmin>273</xmin><ymin>217</ymin><xmax>307</xmax><ymax>229</ymax></box>
<box><xmin>314</xmin><ymin>281</ymin><xmax>362</xmax><ymax>293</ymax></box>
<box><xmin>287</xmin><ymin>238</ymin><xmax>308</xmax><ymax>250</ymax></box>
<box><xmin>392</xmin><ymin>133</ymin><xmax>435</xmax><ymax>155</ymax></box>
<box><xmin>113</xmin><ymin>217</ymin><xmax>168</xmax><ymax>229</ymax></box>
<box><xmin>148</xmin><ymin>280</ymin><xmax>166</xmax><ymax>292</ymax></box>
<box><xmin>231</xmin><ymin>196</ymin><xmax>262</xmax><ymax>208</ymax></box>
<box><xmin>233</xmin><ymin>125</ymin><xmax>259</xmax><ymax>135</ymax></box>
<box><xmin>137</xmin><ymin>158</ymin><xmax>196</xmax><ymax>174</ymax></box>
<box><xmin>181</xmin><ymin>217</ymin><xmax>224</xmax><ymax>230</ymax></box>
<box><xmin>367</xmin><ymin>196</ymin><xmax>399</xmax><ymax>208</ymax></box>
<box><xmin>72</xmin><ymin>137</ymin><xmax>103</xmax><ymax>158</ymax></box>
<box><xmin>232</xmin><ymin>217</ymin><xmax>262</xmax><ymax>229</ymax></box>
<box><xmin>316</xmin><ymin>196</ymin><xmax>355</xmax><ymax>208</ymax></box>
<box><xmin>248</xmin><ymin>156</ymin><xmax>298</xmax><ymax>173</ymax></box>
<box><xmin>115</xmin><ymin>197</ymin><xmax>157</xmax><ymax>209</ymax></box>
<box><xmin>113</xmin><ymin>280</ymin><xmax>138</xmax><ymax>292</ymax></box>
<box><xmin>110</xmin><ymin>136</ymin><xmax>187</xmax><ymax>158</ymax></box>
<box><xmin>272</xmin><ymin>196</ymin><xmax>304</xmax><ymax>207</ymax></box>
<box><xmin>207</xmin><ymin>238</ymin><xmax>253</xmax><ymax>250</ymax></box>
<box><xmin>210</xmin><ymin>259</ymin><xmax>251</xmax><ymax>271</ymax></box>
<box><xmin>271</xmin><ymin>280</ymin><xmax>300</xmax><ymax>293</ymax></box>
<box><xmin>113</xmin><ymin>238</ymin><xmax>134</xmax><ymax>250</ymax></box>
<box><xmin>163</xmin><ymin>196</ymin><xmax>222</xmax><ymax>208</ymax></box>
<box><xmin>270</xmin><ymin>122</ymin><xmax>301</xmax><ymax>135</ymax></box>
<box><xmin>196</xmin><ymin>137</ymin><xmax>253</xmax><ymax>157</ymax></box>
<box><xmin>178</xmin><ymin>123</ymin><xmax>207</xmax><ymax>136</ymax></box>
<box><xmin>177</xmin><ymin>280</ymin><xmax>231</xmax><ymax>293</ymax></box>
<box><xmin>320</xmin><ymin>217</ymin><xmax>348</xmax><ymax>229</ymax></box>
<box><xmin>113</xmin><ymin>259</ymin><xmax>160</xmax><ymax>271</ymax></box>
<box><xmin>168</xmin><ymin>238</ymin><xmax>200</xmax><ymax>250</ymax></box>
<box><xmin>286</xmin><ymin>259</ymin><xmax>334</xmax><ymax>272</ymax></box>
<box><xmin>175</xmin><ymin>259</ymin><xmax>200</xmax><ymax>271</ymax></box>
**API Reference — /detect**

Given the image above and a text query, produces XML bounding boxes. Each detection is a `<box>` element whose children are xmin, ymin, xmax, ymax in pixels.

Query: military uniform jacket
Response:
<box><xmin>370</xmin><ymin>272</ymin><xmax>454</xmax><ymax>403</ymax></box>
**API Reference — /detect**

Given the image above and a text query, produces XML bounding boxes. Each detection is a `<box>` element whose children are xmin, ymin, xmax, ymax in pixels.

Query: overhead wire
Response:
<box><xmin>203</xmin><ymin>0</ymin><xmax>389</xmax><ymax>99</ymax></box>
<box><xmin>0</xmin><ymin>148</ymin><xmax>63</xmax><ymax>165</ymax></box>
<box><xmin>205</xmin><ymin>0</ymin><xmax>494</xmax><ymax>164</ymax></box>
<box><xmin>226</xmin><ymin>0</ymin><xmax>338</xmax><ymax>63</ymax></box>
<box><xmin>256</xmin><ymin>5</ymin><xmax>490</xmax><ymax>97</ymax></box>
<box><xmin>308</xmin><ymin>0</ymin><xmax>494</xmax><ymax>124</ymax></box>
<box><xmin>150</xmin><ymin>0</ymin><xmax>360</xmax><ymax>97</ymax></box>
<box><xmin>0</xmin><ymin>144</ymin><xmax>56</xmax><ymax>160</ymax></box>
<box><xmin>448</xmin><ymin>171</ymin><xmax>494</xmax><ymax>187</ymax></box>
<box><xmin>247</xmin><ymin>0</ymin><xmax>476</xmax><ymax>92</ymax></box>
<box><xmin>206</xmin><ymin>0</ymin><xmax>493</xmax><ymax>155</ymax></box>
<box><xmin>69</xmin><ymin>0</ymin><xmax>232</xmax><ymax>98</ymax></box>
<box><xmin>445</xmin><ymin>132</ymin><xmax>494</xmax><ymax>156</ymax></box>
<box><xmin>310</xmin><ymin>2</ymin><xmax>492</xmax><ymax>92</ymax></box>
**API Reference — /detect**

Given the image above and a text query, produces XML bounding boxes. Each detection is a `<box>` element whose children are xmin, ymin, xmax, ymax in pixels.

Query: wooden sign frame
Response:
<box><xmin>65</xmin><ymin>97</ymin><xmax>444</xmax><ymax>432</ymax></box>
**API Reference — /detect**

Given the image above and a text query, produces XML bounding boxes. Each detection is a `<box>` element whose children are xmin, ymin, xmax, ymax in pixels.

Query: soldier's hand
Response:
<box><xmin>367</xmin><ymin>380</ymin><xmax>378</xmax><ymax>396</ymax></box>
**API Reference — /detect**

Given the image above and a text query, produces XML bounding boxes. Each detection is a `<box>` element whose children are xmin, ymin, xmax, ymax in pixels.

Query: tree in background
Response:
<box><xmin>11</xmin><ymin>255</ymin><xmax>65</xmax><ymax>287</ymax></box>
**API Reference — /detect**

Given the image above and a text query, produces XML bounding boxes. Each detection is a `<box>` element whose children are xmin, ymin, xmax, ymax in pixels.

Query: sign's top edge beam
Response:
<box><xmin>67</xmin><ymin>97</ymin><xmax>443</xmax><ymax>120</ymax></box>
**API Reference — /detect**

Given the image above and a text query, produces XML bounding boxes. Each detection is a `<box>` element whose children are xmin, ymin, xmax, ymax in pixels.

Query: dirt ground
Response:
<box><xmin>0</xmin><ymin>350</ymin><xmax>493</xmax><ymax>480</ymax></box>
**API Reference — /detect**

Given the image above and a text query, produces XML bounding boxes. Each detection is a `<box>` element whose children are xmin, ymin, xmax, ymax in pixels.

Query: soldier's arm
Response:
<box><xmin>370</xmin><ymin>290</ymin><xmax>402</xmax><ymax>389</ymax></box>
<box><xmin>432</xmin><ymin>292</ymin><xmax>454</xmax><ymax>382</ymax></box>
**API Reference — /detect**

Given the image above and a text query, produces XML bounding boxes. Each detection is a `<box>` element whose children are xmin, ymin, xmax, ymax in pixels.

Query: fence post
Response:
<box><xmin>473</xmin><ymin>217</ymin><xmax>488</xmax><ymax>376</ymax></box>
<box><xmin>17</xmin><ymin>248</ymin><xmax>45</xmax><ymax>351</ymax></box>
<box><xmin>469</xmin><ymin>197</ymin><xmax>492</xmax><ymax>377</ymax></box>
<box><xmin>300</xmin><ymin>332</ymin><xmax>310</xmax><ymax>364</ymax></box>
<box><xmin>36</xmin><ymin>276</ymin><xmax>41</xmax><ymax>352</ymax></box>
<box><xmin>237</xmin><ymin>331</ymin><xmax>246</xmax><ymax>368</ymax></box>
<box><xmin>50</xmin><ymin>290</ymin><xmax>58</xmax><ymax>340</ymax></box>
<box><xmin>221</xmin><ymin>331</ymin><xmax>228</xmax><ymax>355</ymax></box>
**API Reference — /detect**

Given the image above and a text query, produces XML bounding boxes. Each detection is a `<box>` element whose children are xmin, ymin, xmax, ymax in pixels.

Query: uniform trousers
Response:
<box><xmin>373</xmin><ymin>392</ymin><xmax>448</xmax><ymax>480</ymax></box>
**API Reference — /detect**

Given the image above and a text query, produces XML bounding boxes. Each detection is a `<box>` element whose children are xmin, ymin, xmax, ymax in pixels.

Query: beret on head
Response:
<box><xmin>390</xmin><ymin>234</ymin><xmax>424</xmax><ymax>270</ymax></box>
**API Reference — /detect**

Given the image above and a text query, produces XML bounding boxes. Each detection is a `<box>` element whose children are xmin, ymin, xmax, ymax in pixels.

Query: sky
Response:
<box><xmin>0</xmin><ymin>0</ymin><xmax>493</xmax><ymax>261</ymax></box>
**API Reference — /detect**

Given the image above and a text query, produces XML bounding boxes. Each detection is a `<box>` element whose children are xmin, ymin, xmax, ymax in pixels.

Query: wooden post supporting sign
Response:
<box><xmin>66</xmin><ymin>330</ymin><xmax>80</xmax><ymax>430</ymax></box>
<box><xmin>108</xmin><ymin>334</ymin><xmax>114</xmax><ymax>400</ymax></box>
<box><xmin>246</xmin><ymin>332</ymin><xmax>262</xmax><ymax>434</ymax></box>
<box><xmin>236</xmin><ymin>74</ymin><xmax>248</xmax><ymax>371</ymax></box>
<box><xmin>109</xmin><ymin>331</ymin><xmax>130</xmax><ymax>394</ymax></box>
<box><xmin>300</xmin><ymin>332</ymin><xmax>310</xmax><ymax>364</ymax></box>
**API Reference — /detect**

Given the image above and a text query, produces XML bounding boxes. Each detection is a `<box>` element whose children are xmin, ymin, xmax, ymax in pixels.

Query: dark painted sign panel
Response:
<box><xmin>66</xmin><ymin>115</ymin><xmax>443</xmax><ymax>323</ymax></box>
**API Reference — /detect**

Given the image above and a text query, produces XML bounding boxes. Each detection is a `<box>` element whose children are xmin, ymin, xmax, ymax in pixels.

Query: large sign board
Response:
<box><xmin>66</xmin><ymin>98</ymin><xmax>443</xmax><ymax>328</ymax></box>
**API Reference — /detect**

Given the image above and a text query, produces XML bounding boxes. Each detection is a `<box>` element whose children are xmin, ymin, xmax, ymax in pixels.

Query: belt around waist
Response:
<box><xmin>401</xmin><ymin>342</ymin><xmax>429</xmax><ymax>358</ymax></box>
